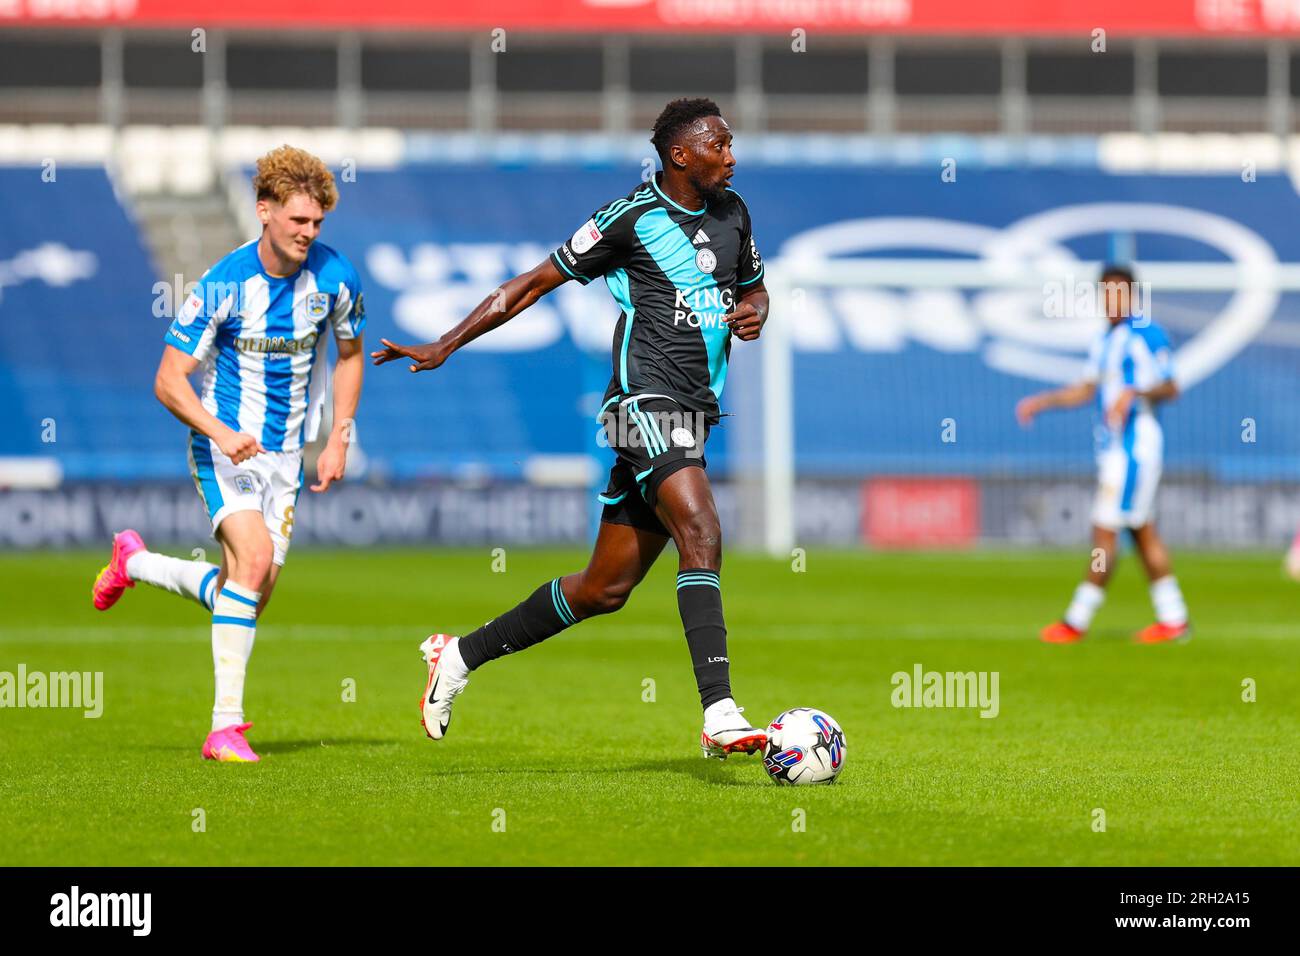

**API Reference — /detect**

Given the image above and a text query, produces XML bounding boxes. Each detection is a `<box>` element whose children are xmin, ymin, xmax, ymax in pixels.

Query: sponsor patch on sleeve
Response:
<box><xmin>571</xmin><ymin>219</ymin><xmax>603</xmax><ymax>256</ymax></box>
<box><xmin>177</xmin><ymin>292</ymin><xmax>203</xmax><ymax>326</ymax></box>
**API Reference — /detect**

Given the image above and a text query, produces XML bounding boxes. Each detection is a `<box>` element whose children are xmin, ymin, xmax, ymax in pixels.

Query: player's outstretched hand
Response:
<box><xmin>370</xmin><ymin>338</ymin><xmax>449</xmax><ymax>373</ymax></box>
<box><xmin>724</xmin><ymin>303</ymin><xmax>765</xmax><ymax>341</ymax></box>
<box><xmin>218</xmin><ymin>429</ymin><xmax>266</xmax><ymax>464</ymax></box>
<box><xmin>1015</xmin><ymin>396</ymin><xmax>1040</xmax><ymax>427</ymax></box>
<box><xmin>311</xmin><ymin>440</ymin><xmax>346</xmax><ymax>493</ymax></box>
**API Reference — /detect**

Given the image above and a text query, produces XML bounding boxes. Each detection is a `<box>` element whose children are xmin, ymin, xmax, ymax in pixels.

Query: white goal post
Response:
<box><xmin>757</xmin><ymin>256</ymin><xmax>1300</xmax><ymax>558</ymax></box>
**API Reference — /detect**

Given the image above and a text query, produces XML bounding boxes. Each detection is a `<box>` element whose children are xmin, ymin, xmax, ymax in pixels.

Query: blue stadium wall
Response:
<box><xmin>2</xmin><ymin>156</ymin><xmax>1298</xmax><ymax>547</ymax></box>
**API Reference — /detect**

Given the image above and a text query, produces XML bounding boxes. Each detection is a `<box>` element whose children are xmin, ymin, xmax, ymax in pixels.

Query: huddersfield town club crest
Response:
<box><xmin>234</xmin><ymin>474</ymin><xmax>255</xmax><ymax>495</ymax></box>
<box><xmin>306</xmin><ymin>292</ymin><xmax>329</xmax><ymax>319</ymax></box>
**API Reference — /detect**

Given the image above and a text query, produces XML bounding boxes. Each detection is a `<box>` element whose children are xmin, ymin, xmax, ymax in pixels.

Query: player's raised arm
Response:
<box><xmin>154</xmin><ymin>344</ymin><xmax>265</xmax><ymax>463</ymax></box>
<box><xmin>371</xmin><ymin>258</ymin><xmax>569</xmax><ymax>373</ymax></box>
<box><xmin>1015</xmin><ymin>380</ymin><xmax>1097</xmax><ymax>427</ymax></box>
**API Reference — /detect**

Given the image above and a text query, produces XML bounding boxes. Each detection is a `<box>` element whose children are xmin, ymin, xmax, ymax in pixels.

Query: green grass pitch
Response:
<box><xmin>1</xmin><ymin>548</ymin><xmax>1297</xmax><ymax>866</ymax></box>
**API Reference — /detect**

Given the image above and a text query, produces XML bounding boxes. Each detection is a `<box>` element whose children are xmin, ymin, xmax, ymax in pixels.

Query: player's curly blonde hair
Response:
<box><xmin>252</xmin><ymin>145</ymin><xmax>338</xmax><ymax>211</ymax></box>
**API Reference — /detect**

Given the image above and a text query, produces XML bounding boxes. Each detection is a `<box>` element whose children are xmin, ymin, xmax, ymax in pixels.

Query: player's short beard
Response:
<box><xmin>690</xmin><ymin>170</ymin><xmax>729</xmax><ymax>206</ymax></box>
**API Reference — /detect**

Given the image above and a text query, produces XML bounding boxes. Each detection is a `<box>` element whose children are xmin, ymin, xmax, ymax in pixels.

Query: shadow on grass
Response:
<box><xmin>628</xmin><ymin>756</ymin><xmax>770</xmax><ymax>787</ymax></box>
<box><xmin>144</xmin><ymin>737</ymin><xmax>403</xmax><ymax>755</ymax></box>
<box><xmin>143</xmin><ymin>739</ymin><xmax>769</xmax><ymax>782</ymax></box>
<box><xmin>256</xmin><ymin>738</ymin><xmax>402</xmax><ymax>754</ymax></box>
<box><xmin>376</xmin><ymin>756</ymin><xmax>768</xmax><ymax>786</ymax></box>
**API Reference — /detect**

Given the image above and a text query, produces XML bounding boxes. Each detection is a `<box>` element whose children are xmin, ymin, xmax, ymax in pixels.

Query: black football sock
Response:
<box><xmin>457</xmin><ymin>578</ymin><xmax>580</xmax><ymax>671</ymax></box>
<box><xmin>676</xmin><ymin>568</ymin><xmax>732</xmax><ymax>710</ymax></box>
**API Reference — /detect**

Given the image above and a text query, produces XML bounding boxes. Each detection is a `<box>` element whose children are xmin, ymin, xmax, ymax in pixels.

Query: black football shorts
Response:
<box><xmin>596</xmin><ymin>394</ymin><xmax>710</xmax><ymax>536</ymax></box>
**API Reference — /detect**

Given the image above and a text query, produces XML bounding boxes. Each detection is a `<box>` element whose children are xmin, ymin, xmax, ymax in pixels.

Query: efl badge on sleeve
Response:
<box><xmin>571</xmin><ymin>219</ymin><xmax>603</xmax><ymax>255</ymax></box>
<box><xmin>307</xmin><ymin>292</ymin><xmax>329</xmax><ymax>319</ymax></box>
<box><xmin>177</xmin><ymin>292</ymin><xmax>204</xmax><ymax>326</ymax></box>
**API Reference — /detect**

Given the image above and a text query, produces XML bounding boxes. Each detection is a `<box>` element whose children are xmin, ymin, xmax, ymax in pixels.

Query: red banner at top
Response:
<box><xmin>4</xmin><ymin>0</ymin><xmax>1300</xmax><ymax>35</ymax></box>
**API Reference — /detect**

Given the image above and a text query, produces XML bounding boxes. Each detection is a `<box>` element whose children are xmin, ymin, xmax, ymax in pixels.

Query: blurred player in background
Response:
<box><xmin>91</xmin><ymin>146</ymin><xmax>366</xmax><ymax>761</ymax></box>
<box><xmin>374</xmin><ymin>98</ymin><xmax>772</xmax><ymax>757</ymax></box>
<box><xmin>1017</xmin><ymin>265</ymin><xmax>1190</xmax><ymax>643</ymax></box>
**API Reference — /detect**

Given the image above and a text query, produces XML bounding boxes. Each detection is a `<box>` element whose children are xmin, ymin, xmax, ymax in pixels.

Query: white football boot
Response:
<box><xmin>419</xmin><ymin>634</ymin><xmax>469</xmax><ymax>740</ymax></box>
<box><xmin>700</xmin><ymin>697</ymin><xmax>768</xmax><ymax>759</ymax></box>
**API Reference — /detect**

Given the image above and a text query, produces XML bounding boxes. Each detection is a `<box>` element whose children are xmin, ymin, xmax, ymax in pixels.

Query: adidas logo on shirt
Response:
<box><xmin>692</xmin><ymin>229</ymin><xmax>710</xmax><ymax>245</ymax></box>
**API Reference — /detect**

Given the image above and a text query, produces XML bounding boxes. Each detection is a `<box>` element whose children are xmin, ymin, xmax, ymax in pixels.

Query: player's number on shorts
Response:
<box><xmin>281</xmin><ymin>505</ymin><xmax>295</xmax><ymax>541</ymax></box>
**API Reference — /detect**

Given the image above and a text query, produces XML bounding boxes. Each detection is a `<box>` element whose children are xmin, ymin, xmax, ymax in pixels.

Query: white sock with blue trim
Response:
<box><xmin>125</xmin><ymin>551</ymin><xmax>220</xmax><ymax>610</ymax></box>
<box><xmin>211</xmin><ymin>582</ymin><xmax>260</xmax><ymax>731</ymax></box>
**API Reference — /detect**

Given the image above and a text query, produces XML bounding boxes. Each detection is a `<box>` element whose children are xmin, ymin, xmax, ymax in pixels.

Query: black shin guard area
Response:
<box><xmin>676</xmin><ymin>568</ymin><xmax>731</xmax><ymax>709</ymax></box>
<box><xmin>457</xmin><ymin>579</ymin><xmax>578</xmax><ymax>670</ymax></box>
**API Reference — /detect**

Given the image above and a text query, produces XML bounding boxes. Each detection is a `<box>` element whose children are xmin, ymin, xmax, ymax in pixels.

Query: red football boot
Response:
<box><xmin>1135</xmin><ymin>621</ymin><xmax>1191</xmax><ymax>644</ymax></box>
<box><xmin>1040</xmin><ymin>621</ymin><xmax>1085</xmax><ymax>644</ymax></box>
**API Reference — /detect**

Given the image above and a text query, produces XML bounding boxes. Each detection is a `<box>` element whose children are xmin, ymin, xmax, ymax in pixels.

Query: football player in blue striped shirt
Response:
<box><xmin>1018</xmin><ymin>265</ymin><xmax>1190</xmax><ymax>644</ymax></box>
<box><xmin>92</xmin><ymin>146</ymin><xmax>366</xmax><ymax>761</ymax></box>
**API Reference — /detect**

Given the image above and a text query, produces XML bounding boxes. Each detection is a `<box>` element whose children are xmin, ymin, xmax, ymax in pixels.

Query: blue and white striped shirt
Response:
<box><xmin>1082</xmin><ymin>317</ymin><xmax>1175</xmax><ymax>456</ymax></box>
<box><xmin>164</xmin><ymin>240</ymin><xmax>364</xmax><ymax>452</ymax></box>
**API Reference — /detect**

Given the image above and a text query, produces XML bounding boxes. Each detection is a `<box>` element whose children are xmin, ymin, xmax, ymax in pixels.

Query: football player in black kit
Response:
<box><xmin>373</xmin><ymin>98</ymin><xmax>771</xmax><ymax>758</ymax></box>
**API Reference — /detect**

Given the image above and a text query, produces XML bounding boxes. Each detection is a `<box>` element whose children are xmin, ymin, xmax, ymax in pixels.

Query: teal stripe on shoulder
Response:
<box><xmin>596</xmin><ymin>191</ymin><xmax>656</xmax><ymax>230</ymax></box>
<box><xmin>595</xmin><ymin>192</ymin><xmax>640</xmax><ymax>228</ymax></box>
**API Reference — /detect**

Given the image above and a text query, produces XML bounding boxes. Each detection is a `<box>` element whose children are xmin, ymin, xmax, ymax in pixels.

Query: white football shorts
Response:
<box><xmin>187</xmin><ymin>431</ymin><xmax>303</xmax><ymax>565</ymax></box>
<box><xmin>1091</xmin><ymin>444</ymin><xmax>1163</xmax><ymax>531</ymax></box>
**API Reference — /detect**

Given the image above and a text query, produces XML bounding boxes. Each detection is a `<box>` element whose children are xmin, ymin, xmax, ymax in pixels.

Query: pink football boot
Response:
<box><xmin>202</xmin><ymin>722</ymin><xmax>261</xmax><ymax>763</ymax></box>
<box><xmin>92</xmin><ymin>529</ymin><xmax>146</xmax><ymax>611</ymax></box>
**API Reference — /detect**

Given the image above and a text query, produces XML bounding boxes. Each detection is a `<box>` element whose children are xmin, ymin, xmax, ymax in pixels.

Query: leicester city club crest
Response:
<box><xmin>306</xmin><ymin>292</ymin><xmax>329</xmax><ymax>319</ymax></box>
